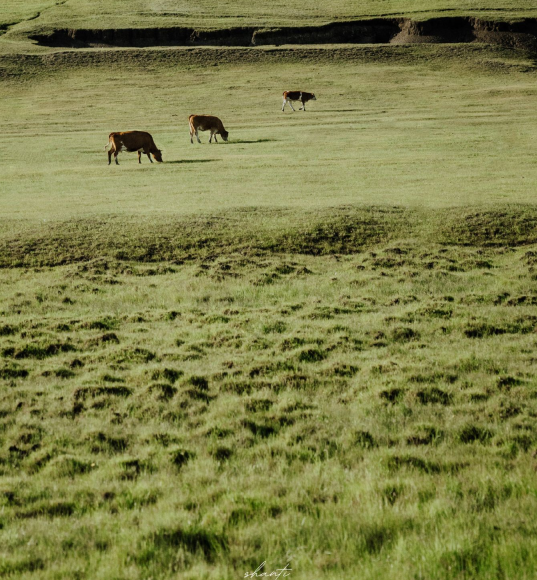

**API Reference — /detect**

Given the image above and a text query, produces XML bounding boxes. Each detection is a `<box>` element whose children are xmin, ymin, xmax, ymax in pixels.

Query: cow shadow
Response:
<box><xmin>226</xmin><ymin>139</ymin><xmax>276</xmax><ymax>145</ymax></box>
<box><xmin>314</xmin><ymin>109</ymin><xmax>360</xmax><ymax>113</ymax></box>
<box><xmin>166</xmin><ymin>159</ymin><xmax>220</xmax><ymax>164</ymax></box>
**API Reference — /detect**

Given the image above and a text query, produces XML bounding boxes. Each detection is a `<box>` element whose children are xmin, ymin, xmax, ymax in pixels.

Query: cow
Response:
<box><xmin>189</xmin><ymin>115</ymin><xmax>229</xmax><ymax>143</ymax></box>
<box><xmin>282</xmin><ymin>91</ymin><xmax>317</xmax><ymax>112</ymax></box>
<box><xmin>105</xmin><ymin>131</ymin><xmax>163</xmax><ymax>165</ymax></box>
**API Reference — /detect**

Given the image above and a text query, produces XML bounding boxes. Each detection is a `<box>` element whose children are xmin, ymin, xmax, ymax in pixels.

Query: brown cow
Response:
<box><xmin>189</xmin><ymin>115</ymin><xmax>229</xmax><ymax>144</ymax></box>
<box><xmin>105</xmin><ymin>131</ymin><xmax>163</xmax><ymax>165</ymax></box>
<box><xmin>282</xmin><ymin>91</ymin><xmax>317</xmax><ymax>112</ymax></box>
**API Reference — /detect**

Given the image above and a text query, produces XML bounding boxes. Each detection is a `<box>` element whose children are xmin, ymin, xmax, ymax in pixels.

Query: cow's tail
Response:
<box><xmin>104</xmin><ymin>133</ymin><xmax>114</xmax><ymax>150</ymax></box>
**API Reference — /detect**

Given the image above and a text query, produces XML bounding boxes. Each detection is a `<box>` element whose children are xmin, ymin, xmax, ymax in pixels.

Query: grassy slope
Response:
<box><xmin>0</xmin><ymin>1</ymin><xmax>57</xmax><ymax>28</ymax></box>
<box><xmin>4</xmin><ymin>0</ymin><xmax>537</xmax><ymax>29</ymax></box>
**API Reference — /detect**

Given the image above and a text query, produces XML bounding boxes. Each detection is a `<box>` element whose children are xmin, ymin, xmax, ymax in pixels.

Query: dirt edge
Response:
<box><xmin>28</xmin><ymin>17</ymin><xmax>537</xmax><ymax>51</ymax></box>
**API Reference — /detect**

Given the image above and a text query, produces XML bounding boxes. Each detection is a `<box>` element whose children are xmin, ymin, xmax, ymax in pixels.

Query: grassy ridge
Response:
<box><xmin>0</xmin><ymin>206</ymin><xmax>409</xmax><ymax>267</ymax></box>
<box><xmin>3</xmin><ymin>0</ymin><xmax>537</xmax><ymax>32</ymax></box>
<box><xmin>2</xmin><ymin>0</ymin><xmax>537</xmax><ymax>55</ymax></box>
<box><xmin>1</xmin><ymin>204</ymin><xmax>537</xmax><ymax>268</ymax></box>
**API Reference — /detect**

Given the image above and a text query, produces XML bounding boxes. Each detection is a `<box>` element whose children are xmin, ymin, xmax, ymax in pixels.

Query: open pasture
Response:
<box><xmin>2</xmin><ymin>45</ymin><xmax>537</xmax><ymax>227</ymax></box>
<box><xmin>1</xmin><ymin>43</ymin><xmax>537</xmax><ymax>579</ymax></box>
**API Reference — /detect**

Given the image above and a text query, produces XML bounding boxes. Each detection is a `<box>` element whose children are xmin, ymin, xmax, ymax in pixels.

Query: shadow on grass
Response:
<box><xmin>166</xmin><ymin>159</ymin><xmax>220</xmax><ymax>164</ymax></box>
<box><xmin>225</xmin><ymin>139</ymin><xmax>276</xmax><ymax>145</ymax></box>
<box><xmin>314</xmin><ymin>109</ymin><xmax>361</xmax><ymax>113</ymax></box>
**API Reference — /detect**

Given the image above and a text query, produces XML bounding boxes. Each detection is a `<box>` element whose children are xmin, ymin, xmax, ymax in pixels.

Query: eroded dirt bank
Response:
<box><xmin>29</xmin><ymin>17</ymin><xmax>537</xmax><ymax>50</ymax></box>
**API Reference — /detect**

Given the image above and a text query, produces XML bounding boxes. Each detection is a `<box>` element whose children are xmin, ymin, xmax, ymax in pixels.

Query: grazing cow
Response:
<box><xmin>282</xmin><ymin>91</ymin><xmax>317</xmax><ymax>112</ymax></box>
<box><xmin>105</xmin><ymin>131</ymin><xmax>163</xmax><ymax>165</ymax></box>
<box><xmin>189</xmin><ymin>115</ymin><xmax>229</xmax><ymax>143</ymax></box>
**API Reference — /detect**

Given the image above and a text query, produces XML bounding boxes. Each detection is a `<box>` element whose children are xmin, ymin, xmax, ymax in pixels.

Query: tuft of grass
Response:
<box><xmin>458</xmin><ymin>424</ymin><xmax>494</xmax><ymax>444</ymax></box>
<box><xmin>139</xmin><ymin>525</ymin><xmax>228</xmax><ymax>565</ymax></box>
<box><xmin>3</xmin><ymin>342</ymin><xmax>76</xmax><ymax>359</ymax></box>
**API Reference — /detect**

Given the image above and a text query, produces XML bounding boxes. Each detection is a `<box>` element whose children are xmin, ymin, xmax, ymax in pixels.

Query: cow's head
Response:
<box><xmin>221</xmin><ymin>130</ymin><xmax>229</xmax><ymax>142</ymax></box>
<box><xmin>311</xmin><ymin>94</ymin><xmax>317</xmax><ymax>100</ymax></box>
<box><xmin>153</xmin><ymin>149</ymin><xmax>163</xmax><ymax>163</ymax></box>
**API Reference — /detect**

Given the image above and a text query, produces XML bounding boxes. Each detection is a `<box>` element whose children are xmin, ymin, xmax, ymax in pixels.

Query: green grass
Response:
<box><xmin>0</xmin><ymin>1</ymin><xmax>57</xmax><ymax>29</ymax></box>
<box><xmin>1</xmin><ymin>244</ymin><xmax>537</xmax><ymax>579</ymax></box>
<box><xmin>2</xmin><ymin>39</ymin><xmax>537</xmax><ymax>580</ymax></box>
<box><xmin>2</xmin><ymin>0</ymin><xmax>537</xmax><ymax>32</ymax></box>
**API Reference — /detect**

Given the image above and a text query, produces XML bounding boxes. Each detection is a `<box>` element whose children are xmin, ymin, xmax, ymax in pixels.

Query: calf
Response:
<box><xmin>105</xmin><ymin>131</ymin><xmax>163</xmax><ymax>165</ymax></box>
<box><xmin>282</xmin><ymin>91</ymin><xmax>317</xmax><ymax>112</ymax></box>
<box><xmin>189</xmin><ymin>115</ymin><xmax>229</xmax><ymax>143</ymax></box>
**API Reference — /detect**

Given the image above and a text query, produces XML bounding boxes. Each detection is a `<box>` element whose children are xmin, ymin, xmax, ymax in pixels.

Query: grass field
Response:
<box><xmin>2</xmin><ymin>0</ymin><xmax>537</xmax><ymax>31</ymax></box>
<box><xmin>2</xmin><ymin>45</ymin><xmax>537</xmax><ymax>227</ymax></box>
<box><xmin>2</xmin><ymin>242</ymin><xmax>537</xmax><ymax>580</ymax></box>
<box><xmin>1</xmin><ymin>15</ymin><xmax>537</xmax><ymax>580</ymax></box>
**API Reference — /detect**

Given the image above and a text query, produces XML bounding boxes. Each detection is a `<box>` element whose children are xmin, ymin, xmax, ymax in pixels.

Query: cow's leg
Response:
<box><xmin>209</xmin><ymin>131</ymin><xmax>213</xmax><ymax>143</ymax></box>
<box><xmin>214</xmin><ymin>133</ymin><xmax>218</xmax><ymax>143</ymax></box>
<box><xmin>114</xmin><ymin>151</ymin><xmax>119</xmax><ymax>165</ymax></box>
<box><xmin>282</xmin><ymin>97</ymin><xmax>286</xmax><ymax>111</ymax></box>
<box><xmin>195</xmin><ymin>129</ymin><xmax>201</xmax><ymax>144</ymax></box>
<box><xmin>138</xmin><ymin>150</ymin><xmax>142</xmax><ymax>164</ymax></box>
<box><xmin>108</xmin><ymin>150</ymin><xmax>113</xmax><ymax>165</ymax></box>
<box><xmin>145</xmin><ymin>149</ymin><xmax>153</xmax><ymax>163</ymax></box>
<box><xmin>289</xmin><ymin>100</ymin><xmax>295</xmax><ymax>112</ymax></box>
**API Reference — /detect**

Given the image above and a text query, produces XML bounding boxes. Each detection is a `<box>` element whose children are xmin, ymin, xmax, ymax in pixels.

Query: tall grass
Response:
<box><xmin>1</xmin><ymin>243</ymin><xmax>537</xmax><ymax>578</ymax></box>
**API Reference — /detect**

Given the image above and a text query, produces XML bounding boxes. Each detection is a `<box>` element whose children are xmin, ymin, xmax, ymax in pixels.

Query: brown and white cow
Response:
<box><xmin>282</xmin><ymin>91</ymin><xmax>317</xmax><ymax>112</ymax></box>
<box><xmin>105</xmin><ymin>131</ymin><xmax>163</xmax><ymax>165</ymax></box>
<box><xmin>189</xmin><ymin>115</ymin><xmax>229</xmax><ymax>143</ymax></box>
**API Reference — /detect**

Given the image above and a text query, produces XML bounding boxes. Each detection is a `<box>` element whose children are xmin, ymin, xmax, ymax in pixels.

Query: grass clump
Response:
<box><xmin>458</xmin><ymin>424</ymin><xmax>494</xmax><ymax>444</ymax></box>
<box><xmin>138</xmin><ymin>525</ymin><xmax>228</xmax><ymax>566</ymax></box>
<box><xmin>3</xmin><ymin>341</ymin><xmax>76</xmax><ymax>359</ymax></box>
